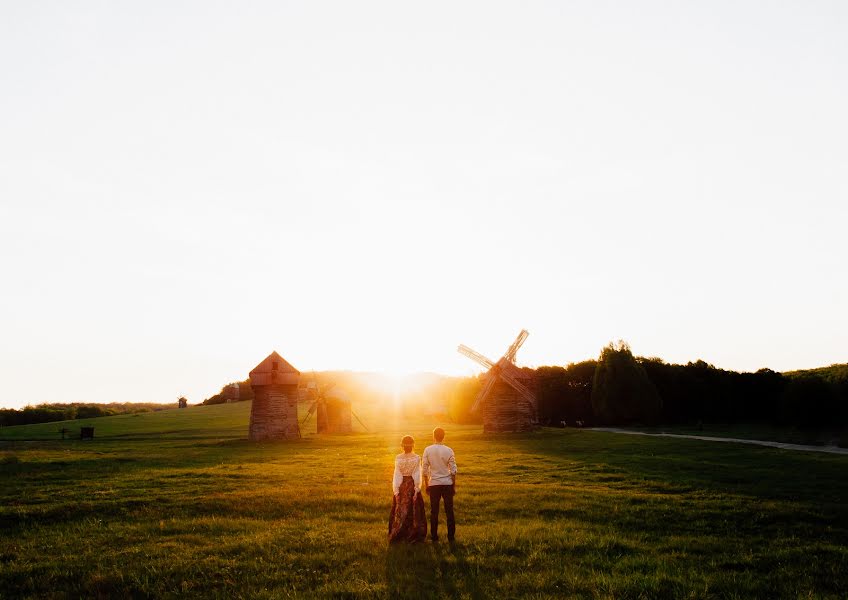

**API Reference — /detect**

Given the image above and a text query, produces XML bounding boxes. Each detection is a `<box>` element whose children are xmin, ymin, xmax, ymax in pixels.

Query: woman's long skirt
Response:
<box><xmin>388</xmin><ymin>476</ymin><xmax>427</xmax><ymax>543</ymax></box>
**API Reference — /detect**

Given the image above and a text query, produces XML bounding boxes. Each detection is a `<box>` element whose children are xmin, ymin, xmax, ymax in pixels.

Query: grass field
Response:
<box><xmin>2</xmin><ymin>402</ymin><xmax>847</xmax><ymax>599</ymax></box>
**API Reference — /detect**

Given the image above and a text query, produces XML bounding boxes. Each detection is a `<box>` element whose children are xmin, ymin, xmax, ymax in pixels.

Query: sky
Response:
<box><xmin>1</xmin><ymin>1</ymin><xmax>846</xmax><ymax>409</ymax></box>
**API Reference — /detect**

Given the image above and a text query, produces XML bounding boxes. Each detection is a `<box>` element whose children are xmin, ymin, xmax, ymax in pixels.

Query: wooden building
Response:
<box><xmin>320</xmin><ymin>389</ymin><xmax>352</xmax><ymax>434</ymax></box>
<box><xmin>304</xmin><ymin>384</ymin><xmax>353</xmax><ymax>434</ymax></box>
<box><xmin>458</xmin><ymin>330</ymin><xmax>539</xmax><ymax>433</ymax></box>
<box><xmin>478</xmin><ymin>372</ymin><xmax>537</xmax><ymax>433</ymax></box>
<box><xmin>248</xmin><ymin>351</ymin><xmax>301</xmax><ymax>441</ymax></box>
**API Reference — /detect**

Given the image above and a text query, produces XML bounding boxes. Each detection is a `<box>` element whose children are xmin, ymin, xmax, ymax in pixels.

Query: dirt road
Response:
<box><xmin>588</xmin><ymin>427</ymin><xmax>848</xmax><ymax>455</ymax></box>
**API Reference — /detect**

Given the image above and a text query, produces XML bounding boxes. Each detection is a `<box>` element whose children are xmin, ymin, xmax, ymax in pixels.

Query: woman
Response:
<box><xmin>388</xmin><ymin>435</ymin><xmax>427</xmax><ymax>543</ymax></box>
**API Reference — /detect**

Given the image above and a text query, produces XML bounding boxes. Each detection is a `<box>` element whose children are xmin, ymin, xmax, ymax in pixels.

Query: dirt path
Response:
<box><xmin>588</xmin><ymin>428</ymin><xmax>848</xmax><ymax>455</ymax></box>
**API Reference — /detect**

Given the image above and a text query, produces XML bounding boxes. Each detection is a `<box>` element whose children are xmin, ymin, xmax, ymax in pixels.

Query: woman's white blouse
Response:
<box><xmin>392</xmin><ymin>452</ymin><xmax>421</xmax><ymax>495</ymax></box>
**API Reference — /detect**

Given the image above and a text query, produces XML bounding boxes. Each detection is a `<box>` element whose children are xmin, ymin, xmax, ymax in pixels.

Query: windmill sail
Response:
<box><xmin>457</xmin><ymin>330</ymin><xmax>538</xmax><ymax>433</ymax></box>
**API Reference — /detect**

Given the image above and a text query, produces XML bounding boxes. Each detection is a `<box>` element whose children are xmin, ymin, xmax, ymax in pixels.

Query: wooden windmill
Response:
<box><xmin>458</xmin><ymin>330</ymin><xmax>538</xmax><ymax>432</ymax></box>
<box><xmin>301</xmin><ymin>377</ymin><xmax>368</xmax><ymax>434</ymax></box>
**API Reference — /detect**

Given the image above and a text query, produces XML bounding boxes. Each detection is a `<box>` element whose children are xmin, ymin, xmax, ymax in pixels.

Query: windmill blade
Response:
<box><xmin>307</xmin><ymin>370</ymin><xmax>321</xmax><ymax>394</ymax></box>
<box><xmin>504</xmin><ymin>329</ymin><xmax>529</xmax><ymax>363</ymax></box>
<box><xmin>499</xmin><ymin>369</ymin><xmax>536</xmax><ymax>407</ymax></box>
<box><xmin>319</xmin><ymin>380</ymin><xmax>336</xmax><ymax>399</ymax></box>
<box><xmin>301</xmin><ymin>401</ymin><xmax>317</xmax><ymax>424</ymax></box>
<box><xmin>470</xmin><ymin>372</ymin><xmax>499</xmax><ymax>412</ymax></box>
<box><xmin>457</xmin><ymin>344</ymin><xmax>496</xmax><ymax>370</ymax></box>
<box><xmin>499</xmin><ymin>358</ymin><xmax>529</xmax><ymax>381</ymax></box>
<box><xmin>301</xmin><ymin>401</ymin><xmax>318</xmax><ymax>425</ymax></box>
<box><xmin>351</xmin><ymin>408</ymin><xmax>370</xmax><ymax>432</ymax></box>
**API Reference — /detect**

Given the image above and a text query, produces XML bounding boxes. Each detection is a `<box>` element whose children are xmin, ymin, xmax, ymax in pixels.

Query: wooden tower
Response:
<box><xmin>248</xmin><ymin>351</ymin><xmax>301</xmax><ymax>441</ymax></box>
<box><xmin>302</xmin><ymin>380</ymin><xmax>366</xmax><ymax>434</ymax></box>
<box><xmin>324</xmin><ymin>396</ymin><xmax>353</xmax><ymax>433</ymax></box>
<box><xmin>458</xmin><ymin>330</ymin><xmax>538</xmax><ymax>433</ymax></box>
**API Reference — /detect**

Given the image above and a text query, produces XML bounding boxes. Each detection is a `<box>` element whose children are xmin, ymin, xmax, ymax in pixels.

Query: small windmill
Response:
<box><xmin>458</xmin><ymin>329</ymin><xmax>538</xmax><ymax>432</ymax></box>
<box><xmin>301</xmin><ymin>376</ymin><xmax>368</xmax><ymax>434</ymax></box>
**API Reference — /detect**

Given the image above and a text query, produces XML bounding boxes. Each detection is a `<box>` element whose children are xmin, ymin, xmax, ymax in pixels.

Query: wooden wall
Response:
<box><xmin>249</xmin><ymin>384</ymin><xmax>300</xmax><ymax>440</ymax></box>
<box><xmin>482</xmin><ymin>379</ymin><xmax>538</xmax><ymax>433</ymax></box>
<box><xmin>325</xmin><ymin>399</ymin><xmax>352</xmax><ymax>434</ymax></box>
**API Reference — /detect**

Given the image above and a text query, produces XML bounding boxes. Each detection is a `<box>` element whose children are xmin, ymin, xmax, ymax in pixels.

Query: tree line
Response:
<box><xmin>0</xmin><ymin>402</ymin><xmax>178</xmax><ymax>427</ymax></box>
<box><xmin>4</xmin><ymin>344</ymin><xmax>845</xmax><ymax>431</ymax></box>
<box><xmin>526</xmin><ymin>342</ymin><xmax>848</xmax><ymax>430</ymax></box>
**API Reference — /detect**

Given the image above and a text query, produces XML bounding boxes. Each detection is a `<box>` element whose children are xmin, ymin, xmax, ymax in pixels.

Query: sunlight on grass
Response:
<box><xmin>2</xmin><ymin>403</ymin><xmax>847</xmax><ymax>598</ymax></box>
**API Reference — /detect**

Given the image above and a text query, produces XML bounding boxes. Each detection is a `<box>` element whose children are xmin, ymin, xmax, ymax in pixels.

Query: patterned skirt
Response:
<box><xmin>388</xmin><ymin>475</ymin><xmax>427</xmax><ymax>543</ymax></box>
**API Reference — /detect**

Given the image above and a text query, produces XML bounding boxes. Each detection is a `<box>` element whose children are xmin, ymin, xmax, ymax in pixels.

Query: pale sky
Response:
<box><xmin>1</xmin><ymin>1</ymin><xmax>846</xmax><ymax>409</ymax></box>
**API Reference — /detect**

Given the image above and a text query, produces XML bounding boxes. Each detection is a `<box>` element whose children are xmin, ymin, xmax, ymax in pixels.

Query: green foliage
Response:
<box><xmin>592</xmin><ymin>341</ymin><xmax>661</xmax><ymax>425</ymax></box>
<box><xmin>536</xmin><ymin>360</ymin><xmax>596</xmax><ymax>425</ymax></box>
<box><xmin>785</xmin><ymin>364</ymin><xmax>848</xmax><ymax>425</ymax></box>
<box><xmin>202</xmin><ymin>379</ymin><xmax>255</xmax><ymax>405</ymax></box>
<box><xmin>638</xmin><ymin>358</ymin><xmax>848</xmax><ymax>429</ymax></box>
<box><xmin>780</xmin><ymin>375</ymin><xmax>838</xmax><ymax>429</ymax></box>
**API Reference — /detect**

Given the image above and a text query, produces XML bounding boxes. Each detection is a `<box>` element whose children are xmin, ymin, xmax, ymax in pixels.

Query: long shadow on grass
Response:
<box><xmin>386</xmin><ymin>543</ymin><xmax>484</xmax><ymax>599</ymax></box>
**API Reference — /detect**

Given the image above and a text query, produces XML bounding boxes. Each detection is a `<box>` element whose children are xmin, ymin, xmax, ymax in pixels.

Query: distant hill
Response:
<box><xmin>0</xmin><ymin>401</ymin><xmax>250</xmax><ymax>441</ymax></box>
<box><xmin>783</xmin><ymin>363</ymin><xmax>848</xmax><ymax>381</ymax></box>
<box><xmin>0</xmin><ymin>402</ymin><xmax>178</xmax><ymax>428</ymax></box>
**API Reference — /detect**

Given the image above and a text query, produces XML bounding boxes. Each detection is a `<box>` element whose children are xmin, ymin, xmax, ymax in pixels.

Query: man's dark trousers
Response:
<box><xmin>428</xmin><ymin>484</ymin><xmax>455</xmax><ymax>540</ymax></box>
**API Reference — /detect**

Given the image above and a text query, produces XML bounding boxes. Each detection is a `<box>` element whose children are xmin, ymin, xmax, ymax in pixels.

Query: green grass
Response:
<box><xmin>1</xmin><ymin>403</ymin><xmax>847</xmax><ymax>599</ymax></box>
<box><xmin>0</xmin><ymin>402</ymin><xmax>255</xmax><ymax>441</ymax></box>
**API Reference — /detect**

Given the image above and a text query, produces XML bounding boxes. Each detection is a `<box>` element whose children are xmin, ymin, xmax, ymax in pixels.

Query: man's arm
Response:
<box><xmin>449</xmin><ymin>451</ymin><xmax>457</xmax><ymax>486</ymax></box>
<box><xmin>422</xmin><ymin>448</ymin><xmax>430</xmax><ymax>490</ymax></box>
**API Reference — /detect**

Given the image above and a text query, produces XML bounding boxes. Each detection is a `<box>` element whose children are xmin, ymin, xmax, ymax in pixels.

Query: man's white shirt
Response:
<box><xmin>422</xmin><ymin>442</ymin><xmax>457</xmax><ymax>487</ymax></box>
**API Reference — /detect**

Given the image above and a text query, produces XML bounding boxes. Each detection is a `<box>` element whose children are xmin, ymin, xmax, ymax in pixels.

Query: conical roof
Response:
<box><xmin>249</xmin><ymin>351</ymin><xmax>300</xmax><ymax>386</ymax></box>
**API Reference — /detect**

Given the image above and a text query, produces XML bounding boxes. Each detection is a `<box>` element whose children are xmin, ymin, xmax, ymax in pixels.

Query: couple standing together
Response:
<box><xmin>388</xmin><ymin>427</ymin><xmax>457</xmax><ymax>544</ymax></box>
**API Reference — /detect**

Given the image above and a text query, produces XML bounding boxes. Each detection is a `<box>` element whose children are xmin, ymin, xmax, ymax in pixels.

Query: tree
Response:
<box><xmin>779</xmin><ymin>375</ymin><xmax>837</xmax><ymax>428</ymax></box>
<box><xmin>591</xmin><ymin>341</ymin><xmax>661</xmax><ymax>425</ymax></box>
<box><xmin>536</xmin><ymin>361</ymin><xmax>596</xmax><ymax>425</ymax></box>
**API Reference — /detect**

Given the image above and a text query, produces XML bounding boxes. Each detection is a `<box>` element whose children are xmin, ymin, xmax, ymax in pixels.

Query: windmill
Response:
<box><xmin>457</xmin><ymin>329</ymin><xmax>538</xmax><ymax>432</ymax></box>
<box><xmin>301</xmin><ymin>376</ymin><xmax>368</xmax><ymax>434</ymax></box>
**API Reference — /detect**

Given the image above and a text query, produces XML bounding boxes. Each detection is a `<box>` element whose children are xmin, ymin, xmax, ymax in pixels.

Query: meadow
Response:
<box><xmin>1</xmin><ymin>402</ymin><xmax>847</xmax><ymax>599</ymax></box>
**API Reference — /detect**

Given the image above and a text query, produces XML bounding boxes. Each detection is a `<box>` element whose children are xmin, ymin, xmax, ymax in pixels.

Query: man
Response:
<box><xmin>422</xmin><ymin>427</ymin><xmax>457</xmax><ymax>542</ymax></box>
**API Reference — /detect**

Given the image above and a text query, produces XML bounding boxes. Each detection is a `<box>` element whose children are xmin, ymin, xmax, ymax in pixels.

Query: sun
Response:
<box><xmin>360</xmin><ymin>369</ymin><xmax>432</xmax><ymax>409</ymax></box>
